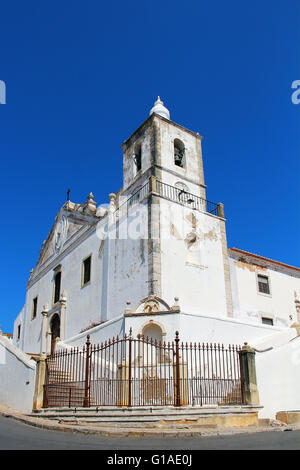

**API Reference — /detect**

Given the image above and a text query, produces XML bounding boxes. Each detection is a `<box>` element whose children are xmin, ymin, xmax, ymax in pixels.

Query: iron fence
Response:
<box><xmin>43</xmin><ymin>331</ymin><xmax>244</xmax><ymax>408</ymax></box>
<box><xmin>114</xmin><ymin>179</ymin><xmax>219</xmax><ymax>219</ymax></box>
<box><xmin>156</xmin><ymin>180</ymin><xmax>219</xmax><ymax>215</ymax></box>
<box><xmin>115</xmin><ymin>181</ymin><xmax>150</xmax><ymax>220</ymax></box>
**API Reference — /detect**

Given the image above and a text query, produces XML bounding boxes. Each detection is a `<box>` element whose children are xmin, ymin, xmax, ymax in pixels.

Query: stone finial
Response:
<box><xmin>125</xmin><ymin>301</ymin><xmax>132</xmax><ymax>314</ymax></box>
<box><xmin>83</xmin><ymin>192</ymin><xmax>97</xmax><ymax>213</ymax></box>
<box><xmin>109</xmin><ymin>193</ymin><xmax>117</xmax><ymax>212</ymax></box>
<box><xmin>241</xmin><ymin>342</ymin><xmax>255</xmax><ymax>352</ymax></box>
<box><xmin>171</xmin><ymin>296</ymin><xmax>180</xmax><ymax>311</ymax></box>
<box><xmin>60</xmin><ymin>291</ymin><xmax>67</xmax><ymax>306</ymax></box>
<box><xmin>41</xmin><ymin>304</ymin><xmax>49</xmax><ymax>318</ymax></box>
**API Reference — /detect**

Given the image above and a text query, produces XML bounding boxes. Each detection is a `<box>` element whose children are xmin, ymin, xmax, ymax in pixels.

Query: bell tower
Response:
<box><xmin>118</xmin><ymin>98</ymin><xmax>232</xmax><ymax>319</ymax></box>
<box><xmin>121</xmin><ymin>97</ymin><xmax>206</xmax><ymax>201</ymax></box>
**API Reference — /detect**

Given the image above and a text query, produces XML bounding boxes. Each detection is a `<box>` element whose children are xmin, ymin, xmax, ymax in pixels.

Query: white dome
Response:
<box><xmin>149</xmin><ymin>96</ymin><xmax>170</xmax><ymax>120</ymax></box>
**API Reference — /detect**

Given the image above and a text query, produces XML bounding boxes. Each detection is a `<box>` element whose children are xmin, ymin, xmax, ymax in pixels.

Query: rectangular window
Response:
<box><xmin>262</xmin><ymin>317</ymin><xmax>273</xmax><ymax>326</ymax></box>
<box><xmin>32</xmin><ymin>297</ymin><xmax>38</xmax><ymax>319</ymax></box>
<box><xmin>82</xmin><ymin>255</ymin><xmax>91</xmax><ymax>286</ymax></box>
<box><xmin>258</xmin><ymin>274</ymin><xmax>270</xmax><ymax>294</ymax></box>
<box><xmin>53</xmin><ymin>271</ymin><xmax>61</xmax><ymax>304</ymax></box>
<box><xmin>17</xmin><ymin>324</ymin><xmax>21</xmax><ymax>340</ymax></box>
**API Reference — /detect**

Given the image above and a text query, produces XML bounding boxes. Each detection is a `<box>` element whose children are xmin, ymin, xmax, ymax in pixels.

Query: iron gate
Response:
<box><xmin>43</xmin><ymin>331</ymin><xmax>244</xmax><ymax>408</ymax></box>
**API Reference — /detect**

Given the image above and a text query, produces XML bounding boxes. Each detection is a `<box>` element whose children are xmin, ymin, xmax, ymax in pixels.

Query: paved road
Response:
<box><xmin>0</xmin><ymin>416</ymin><xmax>299</xmax><ymax>450</ymax></box>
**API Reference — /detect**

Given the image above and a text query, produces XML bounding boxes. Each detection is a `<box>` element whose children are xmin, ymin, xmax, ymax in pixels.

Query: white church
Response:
<box><xmin>12</xmin><ymin>97</ymin><xmax>300</xmax><ymax>356</ymax></box>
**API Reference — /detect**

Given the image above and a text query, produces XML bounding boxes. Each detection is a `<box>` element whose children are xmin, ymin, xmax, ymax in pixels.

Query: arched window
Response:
<box><xmin>134</xmin><ymin>144</ymin><xmax>142</xmax><ymax>174</ymax></box>
<box><xmin>174</xmin><ymin>139</ymin><xmax>185</xmax><ymax>168</ymax></box>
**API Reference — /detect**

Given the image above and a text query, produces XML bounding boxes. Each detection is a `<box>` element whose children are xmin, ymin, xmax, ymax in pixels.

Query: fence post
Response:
<box><xmin>128</xmin><ymin>333</ymin><xmax>132</xmax><ymax>407</ymax></box>
<box><xmin>33</xmin><ymin>354</ymin><xmax>47</xmax><ymax>410</ymax></box>
<box><xmin>83</xmin><ymin>335</ymin><xmax>91</xmax><ymax>407</ymax></box>
<box><xmin>174</xmin><ymin>331</ymin><xmax>181</xmax><ymax>406</ymax></box>
<box><xmin>239</xmin><ymin>342</ymin><xmax>260</xmax><ymax>405</ymax></box>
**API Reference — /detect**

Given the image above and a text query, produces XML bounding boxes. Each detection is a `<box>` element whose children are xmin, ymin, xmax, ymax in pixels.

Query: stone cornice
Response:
<box><xmin>121</xmin><ymin>113</ymin><xmax>203</xmax><ymax>150</ymax></box>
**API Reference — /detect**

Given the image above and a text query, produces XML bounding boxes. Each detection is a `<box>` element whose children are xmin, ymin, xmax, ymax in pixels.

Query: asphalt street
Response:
<box><xmin>0</xmin><ymin>416</ymin><xmax>300</xmax><ymax>450</ymax></box>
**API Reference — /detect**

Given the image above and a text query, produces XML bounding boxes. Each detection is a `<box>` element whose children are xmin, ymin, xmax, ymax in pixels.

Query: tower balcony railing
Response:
<box><xmin>115</xmin><ymin>177</ymin><xmax>222</xmax><ymax>218</ymax></box>
<box><xmin>155</xmin><ymin>180</ymin><xmax>219</xmax><ymax>216</ymax></box>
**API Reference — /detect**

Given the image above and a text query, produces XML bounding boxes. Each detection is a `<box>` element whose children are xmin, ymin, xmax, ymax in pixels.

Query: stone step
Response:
<box><xmin>51</xmin><ymin>418</ymin><xmax>218</xmax><ymax>429</ymax></box>
<box><xmin>31</xmin><ymin>405</ymin><xmax>255</xmax><ymax>419</ymax></box>
<box><xmin>29</xmin><ymin>405</ymin><xmax>260</xmax><ymax>429</ymax></box>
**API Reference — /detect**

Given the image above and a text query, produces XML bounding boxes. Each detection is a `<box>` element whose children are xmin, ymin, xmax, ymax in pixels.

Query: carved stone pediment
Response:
<box><xmin>31</xmin><ymin>209</ymin><xmax>98</xmax><ymax>279</ymax></box>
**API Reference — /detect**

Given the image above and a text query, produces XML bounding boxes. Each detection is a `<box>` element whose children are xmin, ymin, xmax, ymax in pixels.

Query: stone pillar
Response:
<box><xmin>40</xmin><ymin>305</ymin><xmax>49</xmax><ymax>355</ymax></box>
<box><xmin>117</xmin><ymin>360</ymin><xmax>129</xmax><ymax>406</ymax></box>
<box><xmin>32</xmin><ymin>354</ymin><xmax>47</xmax><ymax>410</ymax></box>
<box><xmin>217</xmin><ymin>202</ymin><xmax>225</xmax><ymax>219</ymax></box>
<box><xmin>109</xmin><ymin>193</ymin><xmax>117</xmax><ymax>212</ymax></box>
<box><xmin>219</xmin><ymin>218</ymin><xmax>233</xmax><ymax>318</ymax></box>
<box><xmin>239</xmin><ymin>343</ymin><xmax>260</xmax><ymax>406</ymax></box>
<box><xmin>149</xmin><ymin>175</ymin><xmax>157</xmax><ymax>193</ymax></box>
<box><xmin>173</xmin><ymin>357</ymin><xmax>189</xmax><ymax>406</ymax></box>
<box><xmin>59</xmin><ymin>291</ymin><xmax>67</xmax><ymax>340</ymax></box>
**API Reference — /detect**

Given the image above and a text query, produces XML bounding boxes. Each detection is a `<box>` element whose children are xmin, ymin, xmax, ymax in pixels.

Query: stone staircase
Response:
<box><xmin>30</xmin><ymin>405</ymin><xmax>260</xmax><ymax>429</ymax></box>
<box><xmin>44</xmin><ymin>360</ymin><xmax>95</xmax><ymax>408</ymax></box>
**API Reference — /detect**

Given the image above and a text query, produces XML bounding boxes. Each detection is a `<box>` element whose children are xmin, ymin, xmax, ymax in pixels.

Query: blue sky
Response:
<box><xmin>0</xmin><ymin>0</ymin><xmax>299</xmax><ymax>332</ymax></box>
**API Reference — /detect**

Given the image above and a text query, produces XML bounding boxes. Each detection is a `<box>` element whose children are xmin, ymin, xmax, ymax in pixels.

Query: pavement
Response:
<box><xmin>0</xmin><ymin>404</ymin><xmax>299</xmax><ymax>438</ymax></box>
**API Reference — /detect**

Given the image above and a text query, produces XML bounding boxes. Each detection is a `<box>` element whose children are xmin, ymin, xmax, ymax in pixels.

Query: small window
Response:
<box><xmin>17</xmin><ymin>324</ymin><xmax>21</xmax><ymax>340</ymax></box>
<box><xmin>82</xmin><ymin>255</ymin><xmax>92</xmax><ymax>286</ymax></box>
<box><xmin>258</xmin><ymin>274</ymin><xmax>270</xmax><ymax>294</ymax></box>
<box><xmin>32</xmin><ymin>297</ymin><xmax>38</xmax><ymax>319</ymax></box>
<box><xmin>53</xmin><ymin>271</ymin><xmax>61</xmax><ymax>304</ymax></box>
<box><xmin>262</xmin><ymin>317</ymin><xmax>273</xmax><ymax>326</ymax></box>
<box><xmin>134</xmin><ymin>145</ymin><xmax>142</xmax><ymax>173</ymax></box>
<box><xmin>174</xmin><ymin>139</ymin><xmax>185</xmax><ymax>168</ymax></box>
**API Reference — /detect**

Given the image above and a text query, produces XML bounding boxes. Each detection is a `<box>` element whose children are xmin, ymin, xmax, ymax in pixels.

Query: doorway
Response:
<box><xmin>50</xmin><ymin>314</ymin><xmax>60</xmax><ymax>356</ymax></box>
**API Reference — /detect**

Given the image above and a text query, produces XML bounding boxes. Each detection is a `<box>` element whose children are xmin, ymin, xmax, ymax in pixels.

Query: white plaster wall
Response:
<box><xmin>178</xmin><ymin>312</ymin><xmax>283</xmax><ymax>346</ymax></box>
<box><xmin>124</xmin><ymin>311</ymin><xmax>280</xmax><ymax>346</ymax></box>
<box><xmin>124</xmin><ymin>313</ymin><xmax>181</xmax><ymax>345</ymax></box>
<box><xmin>59</xmin><ymin>316</ymin><xmax>125</xmax><ymax>349</ymax></box>
<box><xmin>106</xmin><ymin>201</ymin><xmax>149</xmax><ymax>318</ymax></box>
<box><xmin>160</xmin><ymin>202</ymin><xmax>227</xmax><ymax>316</ymax></box>
<box><xmin>0</xmin><ymin>335</ymin><xmax>36</xmax><ymax>412</ymax></box>
<box><xmin>22</xmin><ymin>226</ymin><xmax>105</xmax><ymax>354</ymax></box>
<box><xmin>229</xmin><ymin>257</ymin><xmax>300</xmax><ymax>328</ymax></box>
<box><xmin>250</xmin><ymin>330</ymin><xmax>300</xmax><ymax>419</ymax></box>
<box><xmin>13</xmin><ymin>307</ymin><xmax>24</xmax><ymax>349</ymax></box>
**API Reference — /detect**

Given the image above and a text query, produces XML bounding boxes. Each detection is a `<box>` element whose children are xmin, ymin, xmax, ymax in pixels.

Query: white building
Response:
<box><xmin>13</xmin><ymin>98</ymin><xmax>300</xmax><ymax>355</ymax></box>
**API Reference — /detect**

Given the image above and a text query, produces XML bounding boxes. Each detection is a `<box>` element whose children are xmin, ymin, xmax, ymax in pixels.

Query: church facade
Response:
<box><xmin>13</xmin><ymin>98</ymin><xmax>300</xmax><ymax>355</ymax></box>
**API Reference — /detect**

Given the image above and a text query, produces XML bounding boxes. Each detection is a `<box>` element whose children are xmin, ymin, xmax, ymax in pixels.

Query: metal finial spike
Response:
<box><xmin>67</xmin><ymin>188</ymin><xmax>70</xmax><ymax>201</ymax></box>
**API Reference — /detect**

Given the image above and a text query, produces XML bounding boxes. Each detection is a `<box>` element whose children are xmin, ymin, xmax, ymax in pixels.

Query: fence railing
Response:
<box><xmin>43</xmin><ymin>331</ymin><xmax>244</xmax><ymax>408</ymax></box>
<box><xmin>156</xmin><ymin>180</ymin><xmax>219</xmax><ymax>215</ymax></box>
<box><xmin>115</xmin><ymin>181</ymin><xmax>150</xmax><ymax>219</ymax></box>
<box><xmin>115</xmin><ymin>178</ymin><xmax>220</xmax><ymax>218</ymax></box>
